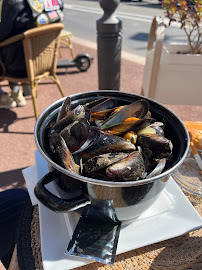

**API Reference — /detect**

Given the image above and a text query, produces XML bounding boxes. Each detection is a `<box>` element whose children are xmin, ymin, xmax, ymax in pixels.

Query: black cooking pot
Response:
<box><xmin>34</xmin><ymin>91</ymin><xmax>189</xmax><ymax>222</ymax></box>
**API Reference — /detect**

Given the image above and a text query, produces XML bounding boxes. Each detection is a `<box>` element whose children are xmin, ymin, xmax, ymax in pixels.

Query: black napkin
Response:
<box><xmin>66</xmin><ymin>199</ymin><xmax>122</xmax><ymax>265</ymax></box>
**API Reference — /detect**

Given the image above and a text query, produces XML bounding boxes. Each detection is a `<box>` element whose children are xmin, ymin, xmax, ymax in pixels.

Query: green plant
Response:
<box><xmin>162</xmin><ymin>0</ymin><xmax>202</xmax><ymax>54</ymax></box>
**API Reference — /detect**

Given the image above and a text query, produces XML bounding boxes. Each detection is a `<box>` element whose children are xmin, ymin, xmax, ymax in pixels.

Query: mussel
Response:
<box><xmin>97</xmin><ymin>100</ymin><xmax>151</xmax><ymax>135</ymax></box>
<box><xmin>60</xmin><ymin>118</ymin><xmax>100</xmax><ymax>153</ymax></box>
<box><xmin>49</xmin><ymin>105</ymin><xmax>90</xmax><ymax>135</ymax></box>
<box><xmin>56</xmin><ymin>96</ymin><xmax>71</xmax><ymax>122</ymax></box>
<box><xmin>84</xmin><ymin>152</ymin><xmax>129</xmax><ymax>173</ymax></box>
<box><xmin>46</xmin><ymin>96</ymin><xmax>173</xmax><ymax>183</ymax></box>
<box><xmin>100</xmin><ymin>100</ymin><xmax>149</xmax><ymax>130</ymax></box>
<box><xmin>84</xmin><ymin>97</ymin><xmax>118</xmax><ymax>122</ymax></box>
<box><xmin>82</xmin><ymin>133</ymin><xmax>136</xmax><ymax>160</ymax></box>
<box><xmin>49</xmin><ymin>133</ymin><xmax>78</xmax><ymax>174</ymax></box>
<box><xmin>106</xmin><ymin>151</ymin><xmax>145</xmax><ymax>181</ymax></box>
<box><xmin>137</xmin><ymin>122</ymin><xmax>165</xmax><ymax>137</ymax></box>
<box><xmin>137</xmin><ymin>133</ymin><xmax>173</xmax><ymax>159</ymax></box>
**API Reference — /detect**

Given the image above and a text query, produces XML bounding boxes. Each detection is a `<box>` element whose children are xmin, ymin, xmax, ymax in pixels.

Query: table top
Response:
<box><xmin>13</xmin><ymin>192</ymin><xmax>202</xmax><ymax>270</ymax></box>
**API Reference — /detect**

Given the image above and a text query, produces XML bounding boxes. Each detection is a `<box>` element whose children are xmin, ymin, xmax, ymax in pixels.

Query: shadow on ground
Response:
<box><xmin>0</xmin><ymin>108</ymin><xmax>34</xmax><ymax>134</ymax></box>
<box><xmin>0</xmin><ymin>168</ymin><xmax>27</xmax><ymax>190</ymax></box>
<box><xmin>0</xmin><ymin>109</ymin><xmax>17</xmax><ymax>132</ymax></box>
<box><xmin>129</xmin><ymin>32</ymin><xmax>175</xmax><ymax>42</ymax></box>
<box><xmin>124</xmin><ymin>0</ymin><xmax>162</xmax><ymax>10</ymax></box>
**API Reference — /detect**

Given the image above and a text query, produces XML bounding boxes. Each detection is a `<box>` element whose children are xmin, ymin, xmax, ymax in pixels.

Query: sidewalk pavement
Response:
<box><xmin>0</xmin><ymin>41</ymin><xmax>201</xmax><ymax>193</ymax></box>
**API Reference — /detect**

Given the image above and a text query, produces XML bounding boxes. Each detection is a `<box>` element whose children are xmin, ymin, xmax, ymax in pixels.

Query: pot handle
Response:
<box><xmin>34</xmin><ymin>171</ymin><xmax>91</xmax><ymax>212</ymax></box>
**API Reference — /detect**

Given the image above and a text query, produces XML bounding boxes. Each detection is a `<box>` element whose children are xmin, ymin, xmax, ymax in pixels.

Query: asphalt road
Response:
<box><xmin>62</xmin><ymin>0</ymin><xmax>188</xmax><ymax>58</ymax></box>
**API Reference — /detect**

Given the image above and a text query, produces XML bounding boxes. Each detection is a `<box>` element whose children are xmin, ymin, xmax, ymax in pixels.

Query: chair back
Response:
<box><xmin>0</xmin><ymin>23</ymin><xmax>65</xmax><ymax>120</ymax></box>
<box><xmin>23</xmin><ymin>23</ymin><xmax>64</xmax><ymax>81</ymax></box>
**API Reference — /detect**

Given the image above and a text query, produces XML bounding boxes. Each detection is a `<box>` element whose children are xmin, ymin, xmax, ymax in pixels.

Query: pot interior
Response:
<box><xmin>35</xmin><ymin>91</ymin><xmax>189</xmax><ymax>186</ymax></box>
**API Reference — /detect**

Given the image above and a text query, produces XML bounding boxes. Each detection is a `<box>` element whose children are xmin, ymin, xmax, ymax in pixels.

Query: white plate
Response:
<box><xmin>33</xmin><ymin>152</ymin><xmax>202</xmax><ymax>270</ymax></box>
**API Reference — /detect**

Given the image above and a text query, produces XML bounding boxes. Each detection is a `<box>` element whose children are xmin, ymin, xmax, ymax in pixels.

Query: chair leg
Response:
<box><xmin>52</xmin><ymin>73</ymin><xmax>66</xmax><ymax>97</ymax></box>
<box><xmin>67</xmin><ymin>37</ymin><xmax>75</xmax><ymax>59</ymax></box>
<box><xmin>60</xmin><ymin>35</ymin><xmax>75</xmax><ymax>60</ymax></box>
<box><xmin>31</xmin><ymin>82</ymin><xmax>39</xmax><ymax>120</ymax></box>
<box><xmin>58</xmin><ymin>45</ymin><xmax>62</xmax><ymax>58</ymax></box>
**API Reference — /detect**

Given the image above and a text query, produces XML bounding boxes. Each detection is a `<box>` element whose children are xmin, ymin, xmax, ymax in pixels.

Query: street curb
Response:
<box><xmin>72</xmin><ymin>36</ymin><xmax>146</xmax><ymax>65</ymax></box>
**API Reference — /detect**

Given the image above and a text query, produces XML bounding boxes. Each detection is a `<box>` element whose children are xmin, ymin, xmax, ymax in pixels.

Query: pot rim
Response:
<box><xmin>34</xmin><ymin>90</ymin><xmax>190</xmax><ymax>188</ymax></box>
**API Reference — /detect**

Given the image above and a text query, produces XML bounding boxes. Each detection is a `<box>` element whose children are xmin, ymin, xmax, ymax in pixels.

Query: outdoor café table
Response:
<box><xmin>8</xmin><ymin>192</ymin><xmax>202</xmax><ymax>270</ymax></box>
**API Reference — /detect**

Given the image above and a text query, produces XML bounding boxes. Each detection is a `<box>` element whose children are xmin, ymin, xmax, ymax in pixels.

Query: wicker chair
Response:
<box><xmin>59</xmin><ymin>29</ymin><xmax>75</xmax><ymax>59</ymax></box>
<box><xmin>0</xmin><ymin>23</ymin><xmax>65</xmax><ymax>119</ymax></box>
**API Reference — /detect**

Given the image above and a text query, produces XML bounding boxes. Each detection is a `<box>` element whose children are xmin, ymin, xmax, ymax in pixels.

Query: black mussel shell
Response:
<box><xmin>49</xmin><ymin>105</ymin><xmax>89</xmax><ymax>135</ymax></box>
<box><xmin>73</xmin><ymin>126</ymin><xmax>101</xmax><ymax>154</ymax></box>
<box><xmin>82</xmin><ymin>133</ymin><xmax>136</xmax><ymax>160</ymax></box>
<box><xmin>84</xmin><ymin>97</ymin><xmax>117</xmax><ymax>111</ymax></box>
<box><xmin>106</xmin><ymin>151</ymin><xmax>145</xmax><ymax>181</ymax></box>
<box><xmin>56</xmin><ymin>96</ymin><xmax>71</xmax><ymax>122</ymax></box>
<box><xmin>100</xmin><ymin>99</ymin><xmax>149</xmax><ymax>130</ymax></box>
<box><xmin>49</xmin><ymin>133</ymin><xmax>77</xmax><ymax>174</ymax></box>
<box><xmin>137</xmin><ymin>134</ymin><xmax>173</xmax><ymax>159</ymax></box>
<box><xmin>60</xmin><ymin>118</ymin><xmax>91</xmax><ymax>153</ymax></box>
<box><xmin>84</xmin><ymin>152</ymin><xmax>129</xmax><ymax>173</ymax></box>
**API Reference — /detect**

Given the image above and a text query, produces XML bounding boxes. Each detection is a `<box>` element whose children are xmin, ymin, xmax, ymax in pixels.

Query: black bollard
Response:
<box><xmin>97</xmin><ymin>0</ymin><xmax>122</xmax><ymax>90</ymax></box>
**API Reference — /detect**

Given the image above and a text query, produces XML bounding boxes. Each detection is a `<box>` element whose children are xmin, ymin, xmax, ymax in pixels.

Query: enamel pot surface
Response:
<box><xmin>34</xmin><ymin>91</ymin><xmax>189</xmax><ymax>222</ymax></box>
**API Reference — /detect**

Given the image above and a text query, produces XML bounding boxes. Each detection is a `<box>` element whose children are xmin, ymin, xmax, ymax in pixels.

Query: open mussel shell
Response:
<box><xmin>82</xmin><ymin>133</ymin><xmax>136</xmax><ymax>160</ymax></box>
<box><xmin>103</xmin><ymin>118</ymin><xmax>155</xmax><ymax>136</ymax></box>
<box><xmin>147</xmin><ymin>122</ymin><xmax>165</xmax><ymax>136</ymax></box>
<box><xmin>60</xmin><ymin>118</ymin><xmax>91</xmax><ymax>153</ymax></box>
<box><xmin>90</xmin><ymin>108</ymin><xmax>117</xmax><ymax>122</ymax></box>
<box><xmin>72</xmin><ymin>126</ymin><xmax>101</xmax><ymax>154</ymax></box>
<box><xmin>134</xmin><ymin>118</ymin><xmax>156</xmax><ymax>133</ymax></box>
<box><xmin>49</xmin><ymin>105</ymin><xmax>90</xmax><ymax>135</ymax></box>
<box><xmin>49</xmin><ymin>133</ymin><xmax>78</xmax><ymax>174</ymax></box>
<box><xmin>100</xmin><ymin>99</ymin><xmax>149</xmax><ymax>130</ymax></box>
<box><xmin>137</xmin><ymin>121</ymin><xmax>165</xmax><ymax>137</ymax></box>
<box><xmin>88</xmin><ymin>98</ymin><xmax>119</xmax><ymax>122</ymax></box>
<box><xmin>84</xmin><ymin>97</ymin><xmax>117</xmax><ymax>111</ymax></box>
<box><xmin>106</xmin><ymin>151</ymin><xmax>145</xmax><ymax>181</ymax></box>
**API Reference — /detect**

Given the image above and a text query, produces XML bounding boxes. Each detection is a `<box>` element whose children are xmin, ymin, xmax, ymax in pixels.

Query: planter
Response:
<box><xmin>142</xmin><ymin>17</ymin><xmax>202</xmax><ymax>106</ymax></box>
